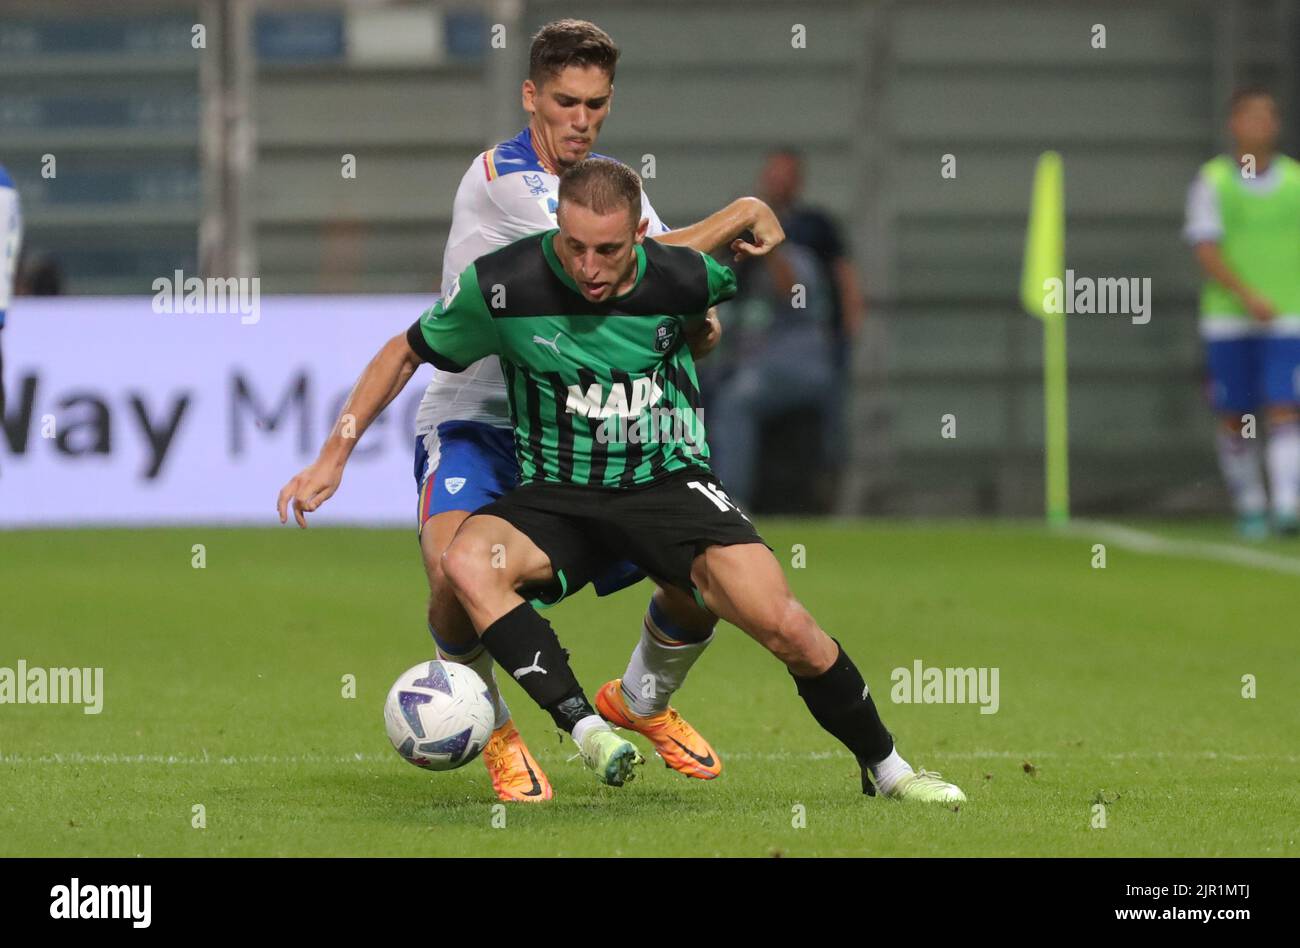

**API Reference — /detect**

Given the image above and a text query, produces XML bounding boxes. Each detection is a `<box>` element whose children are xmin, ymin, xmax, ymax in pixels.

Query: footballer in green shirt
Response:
<box><xmin>282</xmin><ymin>158</ymin><xmax>965</xmax><ymax>803</ymax></box>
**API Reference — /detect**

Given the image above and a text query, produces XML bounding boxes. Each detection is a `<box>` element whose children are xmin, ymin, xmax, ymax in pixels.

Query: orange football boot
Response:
<box><xmin>595</xmin><ymin>679</ymin><xmax>722</xmax><ymax>780</ymax></box>
<box><xmin>481</xmin><ymin>721</ymin><xmax>553</xmax><ymax>802</ymax></box>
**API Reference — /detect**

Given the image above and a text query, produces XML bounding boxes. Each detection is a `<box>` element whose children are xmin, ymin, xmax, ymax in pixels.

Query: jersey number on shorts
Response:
<box><xmin>687</xmin><ymin>480</ymin><xmax>750</xmax><ymax>521</ymax></box>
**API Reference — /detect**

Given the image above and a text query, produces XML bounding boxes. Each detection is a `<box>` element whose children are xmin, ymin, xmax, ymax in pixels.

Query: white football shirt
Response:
<box><xmin>0</xmin><ymin>165</ymin><xmax>22</xmax><ymax>327</ymax></box>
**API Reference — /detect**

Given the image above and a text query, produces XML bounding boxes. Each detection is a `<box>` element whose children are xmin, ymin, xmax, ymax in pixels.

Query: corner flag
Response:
<box><xmin>1020</xmin><ymin>151</ymin><xmax>1069</xmax><ymax>524</ymax></box>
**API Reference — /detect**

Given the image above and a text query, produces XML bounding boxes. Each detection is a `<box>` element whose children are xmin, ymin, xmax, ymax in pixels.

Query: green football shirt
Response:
<box><xmin>406</xmin><ymin>229</ymin><xmax>737</xmax><ymax>488</ymax></box>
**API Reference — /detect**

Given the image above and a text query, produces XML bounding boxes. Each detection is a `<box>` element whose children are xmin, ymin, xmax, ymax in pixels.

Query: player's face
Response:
<box><xmin>1230</xmin><ymin>96</ymin><xmax>1280</xmax><ymax>154</ymax></box>
<box><xmin>523</xmin><ymin>66</ymin><xmax>613</xmax><ymax>170</ymax></box>
<box><xmin>555</xmin><ymin>202</ymin><xmax>649</xmax><ymax>302</ymax></box>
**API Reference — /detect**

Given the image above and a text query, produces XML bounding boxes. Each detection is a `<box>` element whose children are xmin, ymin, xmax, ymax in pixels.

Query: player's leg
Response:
<box><xmin>1206</xmin><ymin>336</ymin><xmax>1268</xmax><ymax>538</ymax></box>
<box><xmin>420</xmin><ymin>511</ymin><xmax>488</xmax><ymax>695</ymax></box>
<box><xmin>1261</xmin><ymin>333</ymin><xmax>1300</xmax><ymax>535</ymax></box>
<box><xmin>492</xmin><ymin>498</ymin><xmax>722</xmax><ymax>777</ymax></box>
<box><xmin>439</xmin><ymin>515</ymin><xmax>553</xmax><ymax>625</ymax></box>
<box><xmin>414</xmin><ymin>425</ymin><xmax>552</xmax><ymax>801</ymax></box>
<box><xmin>596</xmin><ymin>583</ymin><xmax>723</xmax><ymax>779</ymax></box>
<box><xmin>602</xmin><ymin>467</ymin><xmax>958</xmax><ymax>801</ymax></box>
<box><xmin>441</xmin><ymin>505</ymin><xmax>644</xmax><ymax>786</ymax></box>
<box><xmin>1264</xmin><ymin>405</ymin><xmax>1300</xmax><ymax>534</ymax></box>
<box><xmin>1216</xmin><ymin>411</ymin><xmax>1268</xmax><ymax>537</ymax></box>
<box><xmin>689</xmin><ymin>541</ymin><xmax>965</xmax><ymax>803</ymax></box>
<box><xmin>585</xmin><ymin>532</ymin><xmax>723</xmax><ymax>776</ymax></box>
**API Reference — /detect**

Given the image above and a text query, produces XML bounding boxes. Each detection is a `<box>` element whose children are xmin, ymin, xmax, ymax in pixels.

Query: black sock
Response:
<box><xmin>791</xmin><ymin>640</ymin><xmax>894</xmax><ymax>791</ymax></box>
<box><xmin>479</xmin><ymin>602</ymin><xmax>594</xmax><ymax>732</ymax></box>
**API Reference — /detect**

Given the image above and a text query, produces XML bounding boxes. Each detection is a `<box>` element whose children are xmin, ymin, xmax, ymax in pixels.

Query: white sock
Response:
<box><xmin>433</xmin><ymin>627</ymin><xmax>511</xmax><ymax>730</ymax></box>
<box><xmin>1266</xmin><ymin>421</ymin><xmax>1300</xmax><ymax>520</ymax></box>
<box><xmin>868</xmin><ymin>747</ymin><xmax>913</xmax><ymax>794</ymax></box>
<box><xmin>1215</xmin><ymin>428</ymin><xmax>1267</xmax><ymax>516</ymax></box>
<box><xmin>571</xmin><ymin>714</ymin><xmax>610</xmax><ymax>748</ymax></box>
<box><xmin>620</xmin><ymin>601</ymin><xmax>714</xmax><ymax>717</ymax></box>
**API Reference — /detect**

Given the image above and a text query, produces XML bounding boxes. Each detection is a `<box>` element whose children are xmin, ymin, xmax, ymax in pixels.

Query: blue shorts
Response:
<box><xmin>1206</xmin><ymin>336</ymin><xmax>1300</xmax><ymax>412</ymax></box>
<box><xmin>413</xmin><ymin>420</ymin><xmax>646</xmax><ymax>598</ymax></box>
<box><xmin>414</xmin><ymin>421</ymin><xmax>519</xmax><ymax>526</ymax></box>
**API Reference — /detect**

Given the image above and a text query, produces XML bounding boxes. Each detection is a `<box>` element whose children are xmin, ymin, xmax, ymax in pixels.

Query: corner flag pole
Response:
<box><xmin>1020</xmin><ymin>151</ymin><xmax>1069</xmax><ymax>525</ymax></box>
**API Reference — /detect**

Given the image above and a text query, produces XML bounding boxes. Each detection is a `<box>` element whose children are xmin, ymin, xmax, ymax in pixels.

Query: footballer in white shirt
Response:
<box><xmin>0</xmin><ymin>163</ymin><xmax>21</xmax><ymax>415</ymax></box>
<box><xmin>279</xmin><ymin>19</ymin><xmax>786</xmax><ymax>802</ymax></box>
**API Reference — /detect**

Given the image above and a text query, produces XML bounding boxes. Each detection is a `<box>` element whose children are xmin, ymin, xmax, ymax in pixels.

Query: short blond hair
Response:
<box><xmin>558</xmin><ymin>158</ymin><xmax>641</xmax><ymax>224</ymax></box>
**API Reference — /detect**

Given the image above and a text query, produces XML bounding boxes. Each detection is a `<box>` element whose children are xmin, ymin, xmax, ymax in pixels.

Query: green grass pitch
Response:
<box><xmin>1</xmin><ymin>521</ymin><xmax>1296</xmax><ymax>857</ymax></box>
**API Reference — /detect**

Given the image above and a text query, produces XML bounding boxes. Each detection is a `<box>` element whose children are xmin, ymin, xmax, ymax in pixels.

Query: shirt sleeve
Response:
<box><xmin>1183</xmin><ymin>172</ymin><xmax>1223</xmax><ymax>245</ymax></box>
<box><xmin>702</xmin><ymin>253</ymin><xmax>737</xmax><ymax>307</ymax></box>
<box><xmin>641</xmin><ymin>188</ymin><xmax>669</xmax><ymax>236</ymax></box>
<box><xmin>405</xmin><ymin>263</ymin><xmax>498</xmax><ymax>372</ymax></box>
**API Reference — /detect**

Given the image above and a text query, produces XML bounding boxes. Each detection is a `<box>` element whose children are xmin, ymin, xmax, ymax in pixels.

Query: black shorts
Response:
<box><xmin>471</xmin><ymin>467</ymin><xmax>768</xmax><ymax>606</ymax></box>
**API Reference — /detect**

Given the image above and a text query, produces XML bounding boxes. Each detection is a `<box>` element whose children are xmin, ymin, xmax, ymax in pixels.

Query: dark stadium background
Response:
<box><xmin>5</xmin><ymin>0</ymin><xmax>1298</xmax><ymax>523</ymax></box>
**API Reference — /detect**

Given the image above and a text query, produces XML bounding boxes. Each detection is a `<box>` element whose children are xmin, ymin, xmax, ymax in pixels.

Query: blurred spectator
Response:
<box><xmin>18</xmin><ymin>253</ymin><xmax>64</xmax><ymax>296</ymax></box>
<box><xmin>703</xmin><ymin>149</ymin><xmax>864</xmax><ymax>510</ymax></box>
<box><xmin>758</xmin><ymin>148</ymin><xmax>866</xmax><ymax>361</ymax></box>
<box><xmin>705</xmin><ymin>239</ymin><xmax>837</xmax><ymax>509</ymax></box>
<box><xmin>0</xmin><ymin>164</ymin><xmax>22</xmax><ymax>415</ymax></box>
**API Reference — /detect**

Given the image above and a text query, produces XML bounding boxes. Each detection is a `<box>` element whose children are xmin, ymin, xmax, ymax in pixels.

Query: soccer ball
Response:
<box><xmin>383</xmin><ymin>660</ymin><xmax>495</xmax><ymax>771</ymax></box>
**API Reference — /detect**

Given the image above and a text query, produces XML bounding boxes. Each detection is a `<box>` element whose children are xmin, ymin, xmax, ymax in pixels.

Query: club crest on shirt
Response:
<box><xmin>444</xmin><ymin>477</ymin><xmax>467</xmax><ymax>495</ymax></box>
<box><xmin>523</xmin><ymin>173</ymin><xmax>549</xmax><ymax>196</ymax></box>
<box><xmin>654</xmin><ymin>318</ymin><xmax>678</xmax><ymax>353</ymax></box>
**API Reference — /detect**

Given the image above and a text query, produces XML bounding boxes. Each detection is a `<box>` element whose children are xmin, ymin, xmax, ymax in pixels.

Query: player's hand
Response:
<box><xmin>1244</xmin><ymin>292</ymin><xmax>1276</xmax><ymax>323</ymax></box>
<box><xmin>276</xmin><ymin>460</ymin><xmax>344</xmax><ymax>528</ymax></box>
<box><xmin>686</xmin><ymin>309</ymin><xmax>722</xmax><ymax>360</ymax></box>
<box><xmin>731</xmin><ymin>198</ymin><xmax>785</xmax><ymax>261</ymax></box>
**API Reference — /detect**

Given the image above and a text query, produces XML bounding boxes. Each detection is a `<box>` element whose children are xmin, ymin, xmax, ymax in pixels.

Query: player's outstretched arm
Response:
<box><xmin>655</xmin><ymin>196</ymin><xmax>785</xmax><ymax>262</ymax></box>
<box><xmin>276</xmin><ymin>331</ymin><xmax>422</xmax><ymax>528</ymax></box>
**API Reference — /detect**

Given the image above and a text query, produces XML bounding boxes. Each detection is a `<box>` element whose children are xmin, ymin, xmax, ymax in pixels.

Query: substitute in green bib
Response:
<box><xmin>1184</xmin><ymin>86</ymin><xmax>1300</xmax><ymax>537</ymax></box>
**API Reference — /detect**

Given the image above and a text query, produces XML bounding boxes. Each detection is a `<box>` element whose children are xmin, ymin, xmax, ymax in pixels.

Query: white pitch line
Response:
<box><xmin>1</xmin><ymin>750</ymin><xmax>1297</xmax><ymax>765</ymax></box>
<box><xmin>0</xmin><ymin>752</ymin><xmax>389</xmax><ymax>766</ymax></box>
<box><xmin>1068</xmin><ymin>519</ymin><xmax>1300</xmax><ymax>577</ymax></box>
